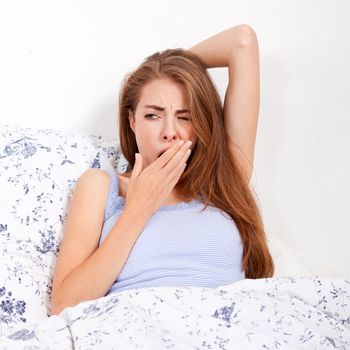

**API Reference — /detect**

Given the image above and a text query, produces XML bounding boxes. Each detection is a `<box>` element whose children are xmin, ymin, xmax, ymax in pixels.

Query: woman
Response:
<box><xmin>51</xmin><ymin>24</ymin><xmax>274</xmax><ymax>316</ymax></box>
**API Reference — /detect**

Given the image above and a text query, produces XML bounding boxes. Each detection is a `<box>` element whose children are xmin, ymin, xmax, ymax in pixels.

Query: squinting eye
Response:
<box><xmin>144</xmin><ymin>114</ymin><xmax>191</xmax><ymax>121</ymax></box>
<box><xmin>145</xmin><ymin>114</ymin><xmax>158</xmax><ymax>119</ymax></box>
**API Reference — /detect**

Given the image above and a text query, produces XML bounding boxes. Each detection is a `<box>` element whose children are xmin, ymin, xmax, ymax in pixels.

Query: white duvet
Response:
<box><xmin>2</xmin><ymin>276</ymin><xmax>350</xmax><ymax>349</ymax></box>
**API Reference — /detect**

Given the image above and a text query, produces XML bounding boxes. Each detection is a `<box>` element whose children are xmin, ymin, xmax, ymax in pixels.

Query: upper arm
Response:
<box><xmin>223</xmin><ymin>25</ymin><xmax>260</xmax><ymax>182</ymax></box>
<box><xmin>51</xmin><ymin>168</ymin><xmax>111</xmax><ymax>300</ymax></box>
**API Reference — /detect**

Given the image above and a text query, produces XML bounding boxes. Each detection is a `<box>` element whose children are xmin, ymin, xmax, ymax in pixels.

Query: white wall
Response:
<box><xmin>1</xmin><ymin>0</ymin><xmax>349</xmax><ymax>277</ymax></box>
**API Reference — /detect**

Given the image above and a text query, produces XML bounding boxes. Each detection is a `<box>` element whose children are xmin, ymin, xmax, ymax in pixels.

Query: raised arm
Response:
<box><xmin>188</xmin><ymin>24</ymin><xmax>260</xmax><ymax>183</ymax></box>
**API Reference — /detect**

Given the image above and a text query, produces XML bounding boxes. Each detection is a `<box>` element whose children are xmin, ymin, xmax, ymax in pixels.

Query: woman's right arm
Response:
<box><xmin>51</xmin><ymin>141</ymin><xmax>191</xmax><ymax>315</ymax></box>
<box><xmin>50</xmin><ymin>168</ymin><xmax>151</xmax><ymax>316</ymax></box>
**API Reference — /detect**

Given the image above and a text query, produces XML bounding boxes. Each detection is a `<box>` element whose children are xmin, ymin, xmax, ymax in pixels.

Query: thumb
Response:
<box><xmin>130</xmin><ymin>153</ymin><xmax>143</xmax><ymax>182</ymax></box>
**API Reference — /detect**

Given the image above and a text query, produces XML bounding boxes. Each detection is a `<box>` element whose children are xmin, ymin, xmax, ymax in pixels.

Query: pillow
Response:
<box><xmin>267</xmin><ymin>234</ymin><xmax>337</xmax><ymax>277</ymax></box>
<box><xmin>0</xmin><ymin>123</ymin><xmax>128</xmax><ymax>337</ymax></box>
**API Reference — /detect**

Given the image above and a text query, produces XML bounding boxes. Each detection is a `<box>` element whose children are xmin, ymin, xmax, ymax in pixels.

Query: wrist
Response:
<box><xmin>122</xmin><ymin>205</ymin><xmax>152</xmax><ymax>225</ymax></box>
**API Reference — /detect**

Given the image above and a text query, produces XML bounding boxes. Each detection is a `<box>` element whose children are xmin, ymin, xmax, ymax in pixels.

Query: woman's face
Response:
<box><xmin>129</xmin><ymin>78</ymin><xmax>197</xmax><ymax>168</ymax></box>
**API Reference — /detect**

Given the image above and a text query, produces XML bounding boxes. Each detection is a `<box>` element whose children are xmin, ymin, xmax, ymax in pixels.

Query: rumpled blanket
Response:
<box><xmin>2</xmin><ymin>276</ymin><xmax>350</xmax><ymax>349</ymax></box>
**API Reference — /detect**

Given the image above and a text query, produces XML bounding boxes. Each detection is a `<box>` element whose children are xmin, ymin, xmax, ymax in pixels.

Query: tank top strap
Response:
<box><xmin>103</xmin><ymin>167</ymin><xmax>120</xmax><ymax>222</ymax></box>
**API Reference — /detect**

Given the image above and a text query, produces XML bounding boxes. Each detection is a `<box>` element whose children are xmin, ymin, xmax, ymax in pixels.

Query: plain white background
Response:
<box><xmin>0</xmin><ymin>0</ymin><xmax>349</xmax><ymax>277</ymax></box>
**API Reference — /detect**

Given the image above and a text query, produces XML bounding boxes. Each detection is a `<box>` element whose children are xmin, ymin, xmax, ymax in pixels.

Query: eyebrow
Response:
<box><xmin>143</xmin><ymin>104</ymin><xmax>190</xmax><ymax>114</ymax></box>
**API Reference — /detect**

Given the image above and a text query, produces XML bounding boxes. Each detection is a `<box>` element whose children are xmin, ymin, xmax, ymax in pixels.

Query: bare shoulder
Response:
<box><xmin>66</xmin><ymin>167</ymin><xmax>112</xmax><ymax>236</ymax></box>
<box><xmin>81</xmin><ymin>167</ymin><xmax>111</xmax><ymax>183</ymax></box>
<box><xmin>71</xmin><ymin>168</ymin><xmax>112</xmax><ymax>207</ymax></box>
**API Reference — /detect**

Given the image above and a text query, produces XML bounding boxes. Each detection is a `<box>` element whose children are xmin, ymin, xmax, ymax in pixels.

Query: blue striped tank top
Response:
<box><xmin>99</xmin><ymin>168</ymin><xmax>245</xmax><ymax>295</ymax></box>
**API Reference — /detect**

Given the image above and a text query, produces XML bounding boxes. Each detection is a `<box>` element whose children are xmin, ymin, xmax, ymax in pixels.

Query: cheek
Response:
<box><xmin>134</xmin><ymin>122</ymin><xmax>153</xmax><ymax>142</ymax></box>
<box><xmin>187</xmin><ymin>127</ymin><xmax>197</xmax><ymax>143</ymax></box>
<box><xmin>134</xmin><ymin>126</ymin><xmax>157</xmax><ymax>159</ymax></box>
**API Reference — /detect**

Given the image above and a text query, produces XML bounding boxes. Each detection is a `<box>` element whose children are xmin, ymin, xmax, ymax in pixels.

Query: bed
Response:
<box><xmin>1</xmin><ymin>123</ymin><xmax>349</xmax><ymax>349</ymax></box>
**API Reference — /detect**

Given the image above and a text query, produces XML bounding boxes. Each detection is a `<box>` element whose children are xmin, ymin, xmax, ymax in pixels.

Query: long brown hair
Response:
<box><xmin>118</xmin><ymin>48</ymin><xmax>274</xmax><ymax>279</ymax></box>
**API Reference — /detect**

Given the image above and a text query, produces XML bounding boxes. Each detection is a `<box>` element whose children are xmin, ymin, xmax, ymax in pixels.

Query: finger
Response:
<box><xmin>167</xmin><ymin>148</ymin><xmax>190</xmax><ymax>182</ymax></box>
<box><xmin>150</xmin><ymin>140</ymin><xmax>185</xmax><ymax>170</ymax></box>
<box><xmin>168</xmin><ymin>160</ymin><xmax>187</xmax><ymax>187</ymax></box>
<box><xmin>130</xmin><ymin>153</ymin><xmax>143</xmax><ymax>182</ymax></box>
<box><xmin>163</xmin><ymin>141</ymin><xmax>192</xmax><ymax>175</ymax></box>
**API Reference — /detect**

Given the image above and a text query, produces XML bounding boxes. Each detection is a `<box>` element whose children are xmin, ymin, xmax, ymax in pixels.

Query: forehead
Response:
<box><xmin>138</xmin><ymin>79</ymin><xmax>189</xmax><ymax>109</ymax></box>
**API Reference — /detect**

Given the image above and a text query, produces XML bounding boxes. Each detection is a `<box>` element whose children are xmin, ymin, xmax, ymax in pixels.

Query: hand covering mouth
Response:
<box><xmin>158</xmin><ymin>150</ymin><xmax>166</xmax><ymax>158</ymax></box>
<box><xmin>158</xmin><ymin>147</ymin><xmax>171</xmax><ymax>157</ymax></box>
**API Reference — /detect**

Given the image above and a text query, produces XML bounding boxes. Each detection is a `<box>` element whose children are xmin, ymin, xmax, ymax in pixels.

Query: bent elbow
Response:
<box><xmin>50</xmin><ymin>292</ymin><xmax>67</xmax><ymax>316</ymax></box>
<box><xmin>50</xmin><ymin>300</ymin><xmax>63</xmax><ymax>316</ymax></box>
<box><xmin>234</xmin><ymin>24</ymin><xmax>258</xmax><ymax>49</ymax></box>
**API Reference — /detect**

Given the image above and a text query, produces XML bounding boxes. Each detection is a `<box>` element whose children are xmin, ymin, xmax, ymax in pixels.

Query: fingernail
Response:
<box><xmin>186</xmin><ymin>140</ymin><xmax>192</xmax><ymax>147</ymax></box>
<box><xmin>177</xmin><ymin>140</ymin><xmax>185</xmax><ymax>146</ymax></box>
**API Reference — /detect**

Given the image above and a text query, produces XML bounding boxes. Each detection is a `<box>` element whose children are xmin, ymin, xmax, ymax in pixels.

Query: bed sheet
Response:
<box><xmin>2</xmin><ymin>276</ymin><xmax>350</xmax><ymax>350</ymax></box>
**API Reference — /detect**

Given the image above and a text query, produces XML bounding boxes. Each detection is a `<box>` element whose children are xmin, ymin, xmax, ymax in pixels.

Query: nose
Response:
<box><xmin>161</xmin><ymin>118</ymin><xmax>179</xmax><ymax>142</ymax></box>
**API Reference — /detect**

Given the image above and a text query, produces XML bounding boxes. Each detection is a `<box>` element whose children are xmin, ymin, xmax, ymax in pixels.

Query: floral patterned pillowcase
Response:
<box><xmin>0</xmin><ymin>123</ymin><xmax>128</xmax><ymax>337</ymax></box>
